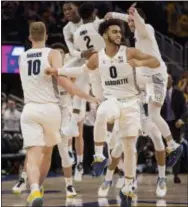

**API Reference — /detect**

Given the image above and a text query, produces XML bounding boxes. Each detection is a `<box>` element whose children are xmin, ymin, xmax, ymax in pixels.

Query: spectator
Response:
<box><xmin>161</xmin><ymin>74</ymin><xmax>186</xmax><ymax>183</ymax></box>
<box><xmin>3</xmin><ymin>99</ymin><xmax>21</xmax><ymax>132</ymax></box>
<box><xmin>178</xmin><ymin>71</ymin><xmax>188</xmax><ymax>103</ymax></box>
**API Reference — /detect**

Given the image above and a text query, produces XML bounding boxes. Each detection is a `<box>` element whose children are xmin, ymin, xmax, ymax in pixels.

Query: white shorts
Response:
<box><xmin>138</xmin><ymin>72</ymin><xmax>167</xmax><ymax>105</ymax></box>
<box><xmin>21</xmin><ymin>103</ymin><xmax>62</xmax><ymax>148</ymax></box>
<box><xmin>103</xmin><ymin>96</ymin><xmax>141</xmax><ymax>138</ymax></box>
<box><xmin>117</xmin><ymin>97</ymin><xmax>141</xmax><ymax>138</ymax></box>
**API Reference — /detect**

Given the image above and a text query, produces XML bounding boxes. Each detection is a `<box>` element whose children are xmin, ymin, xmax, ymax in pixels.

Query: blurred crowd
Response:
<box><xmin>165</xmin><ymin>2</ymin><xmax>188</xmax><ymax>44</ymax></box>
<box><xmin>2</xmin><ymin>1</ymin><xmax>188</xmax><ymax>47</ymax></box>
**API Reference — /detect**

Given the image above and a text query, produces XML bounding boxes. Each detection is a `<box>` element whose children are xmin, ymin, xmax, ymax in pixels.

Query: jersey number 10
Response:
<box><xmin>27</xmin><ymin>60</ymin><xmax>41</xmax><ymax>76</ymax></box>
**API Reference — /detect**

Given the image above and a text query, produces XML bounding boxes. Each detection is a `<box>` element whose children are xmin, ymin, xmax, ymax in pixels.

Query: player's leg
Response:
<box><xmin>58</xmin><ymin>138</ymin><xmax>77</xmax><ymax>198</ymax></box>
<box><xmin>93</xmin><ymin>99</ymin><xmax>120</xmax><ymax>176</ymax></box>
<box><xmin>98</xmin><ymin>140</ymin><xmax>122</xmax><ymax>197</ymax></box>
<box><xmin>12</xmin><ymin>156</ymin><xmax>28</xmax><ymax>194</ymax></box>
<box><xmin>147</xmin><ymin>78</ymin><xmax>182</xmax><ymax>167</ymax></box>
<box><xmin>143</xmin><ymin>117</ymin><xmax>167</xmax><ymax>197</ymax></box>
<box><xmin>74</xmin><ymin>120</ymin><xmax>84</xmax><ymax>181</ymax></box>
<box><xmin>39</xmin><ymin>146</ymin><xmax>53</xmax><ymax>187</ymax></box>
<box><xmin>119</xmin><ymin>99</ymin><xmax>141</xmax><ymax>207</ymax></box>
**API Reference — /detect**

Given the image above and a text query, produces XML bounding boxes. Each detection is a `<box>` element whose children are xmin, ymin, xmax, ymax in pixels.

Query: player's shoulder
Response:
<box><xmin>63</xmin><ymin>22</ymin><xmax>71</xmax><ymax>33</ymax></box>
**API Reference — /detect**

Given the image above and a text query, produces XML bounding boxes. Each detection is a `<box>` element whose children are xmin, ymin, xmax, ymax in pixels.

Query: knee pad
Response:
<box><xmin>57</xmin><ymin>140</ymin><xmax>72</xmax><ymax>168</ymax></box>
<box><xmin>111</xmin><ymin>141</ymin><xmax>123</xmax><ymax>158</ymax></box>
<box><xmin>144</xmin><ymin>119</ymin><xmax>165</xmax><ymax>151</ymax></box>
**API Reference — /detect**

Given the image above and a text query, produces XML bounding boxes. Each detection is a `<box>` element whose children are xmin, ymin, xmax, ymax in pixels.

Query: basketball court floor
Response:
<box><xmin>2</xmin><ymin>174</ymin><xmax>188</xmax><ymax>207</ymax></box>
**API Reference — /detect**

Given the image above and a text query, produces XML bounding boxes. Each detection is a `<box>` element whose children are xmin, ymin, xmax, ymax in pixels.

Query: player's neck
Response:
<box><xmin>83</xmin><ymin>17</ymin><xmax>94</xmax><ymax>24</ymax></box>
<box><xmin>105</xmin><ymin>45</ymin><xmax>120</xmax><ymax>58</ymax></box>
<box><xmin>32</xmin><ymin>42</ymin><xmax>45</xmax><ymax>49</ymax></box>
<box><xmin>72</xmin><ymin>16</ymin><xmax>81</xmax><ymax>24</ymax></box>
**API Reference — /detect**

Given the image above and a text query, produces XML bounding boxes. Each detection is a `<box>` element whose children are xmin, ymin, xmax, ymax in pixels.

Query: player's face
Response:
<box><xmin>63</xmin><ymin>3</ymin><xmax>78</xmax><ymax>22</ymax></box>
<box><xmin>128</xmin><ymin>17</ymin><xmax>135</xmax><ymax>33</ymax></box>
<box><xmin>106</xmin><ymin>25</ymin><xmax>122</xmax><ymax>45</ymax></box>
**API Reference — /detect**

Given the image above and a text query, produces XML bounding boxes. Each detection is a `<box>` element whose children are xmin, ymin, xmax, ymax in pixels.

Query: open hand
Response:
<box><xmin>81</xmin><ymin>48</ymin><xmax>97</xmax><ymax>59</ymax></box>
<box><xmin>128</xmin><ymin>59</ymin><xmax>142</xmax><ymax>67</ymax></box>
<box><xmin>104</xmin><ymin>12</ymin><xmax>113</xmax><ymax>20</ymax></box>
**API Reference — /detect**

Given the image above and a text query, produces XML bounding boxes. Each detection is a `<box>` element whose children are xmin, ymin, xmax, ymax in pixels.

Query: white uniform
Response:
<box><xmin>19</xmin><ymin>48</ymin><xmax>61</xmax><ymax>148</ymax></box>
<box><xmin>97</xmin><ymin>46</ymin><xmax>141</xmax><ymax>138</ymax></box>
<box><xmin>73</xmin><ymin>19</ymin><xmax>105</xmax><ymax>52</ymax></box>
<box><xmin>136</xmin><ymin>24</ymin><xmax>168</xmax><ymax>105</ymax></box>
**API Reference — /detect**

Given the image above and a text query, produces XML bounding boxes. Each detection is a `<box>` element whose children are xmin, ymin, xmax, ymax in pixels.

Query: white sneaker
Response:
<box><xmin>74</xmin><ymin>162</ymin><xmax>83</xmax><ymax>182</ymax></box>
<box><xmin>66</xmin><ymin>185</ymin><xmax>77</xmax><ymax>198</ymax></box>
<box><xmin>116</xmin><ymin>177</ymin><xmax>125</xmax><ymax>188</ymax></box>
<box><xmin>156</xmin><ymin>177</ymin><xmax>167</xmax><ymax>198</ymax></box>
<box><xmin>98</xmin><ymin>180</ymin><xmax>112</xmax><ymax>197</ymax></box>
<box><xmin>12</xmin><ymin>177</ymin><xmax>27</xmax><ymax>194</ymax></box>
<box><xmin>63</xmin><ymin>121</ymin><xmax>79</xmax><ymax>138</ymax></box>
<box><xmin>121</xmin><ymin>180</ymin><xmax>136</xmax><ymax>198</ymax></box>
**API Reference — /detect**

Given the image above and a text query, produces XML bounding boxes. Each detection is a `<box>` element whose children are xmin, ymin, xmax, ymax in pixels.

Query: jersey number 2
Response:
<box><xmin>27</xmin><ymin>60</ymin><xmax>41</xmax><ymax>76</ymax></box>
<box><xmin>84</xmin><ymin>36</ymin><xmax>94</xmax><ymax>49</ymax></box>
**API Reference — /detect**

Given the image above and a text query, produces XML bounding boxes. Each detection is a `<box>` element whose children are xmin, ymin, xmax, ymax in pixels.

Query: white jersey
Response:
<box><xmin>135</xmin><ymin>24</ymin><xmax>167</xmax><ymax>76</ymax></box>
<box><xmin>63</xmin><ymin>20</ymin><xmax>83</xmax><ymax>58</ymax></box>
<box><xmin>19</xmin><ymin>47</ymin><xmax>59</xmax><ymax>104</ymax></box>
<box><xmin>74</xmin><ymin>19</ymin><xmax>105</xmax><ymax>52</ymax></box>
<box><xmin>98</xmin><ymin>46</ymin><xmax>140</xmax><ymax>99</ymax></box>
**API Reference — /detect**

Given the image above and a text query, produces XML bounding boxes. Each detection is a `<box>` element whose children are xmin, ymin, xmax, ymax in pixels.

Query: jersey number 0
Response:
<box><xmin>27</xmin><ymin>60</ymin><xmax>41</xmax><ymax>76</ymax></box>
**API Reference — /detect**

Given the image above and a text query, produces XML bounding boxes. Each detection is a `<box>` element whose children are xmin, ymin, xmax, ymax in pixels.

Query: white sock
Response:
<box><xmin>95</xmin><ymin>145</ymin><xmax>103</xmax><ymax>157</ymax></box>
<box><xmin>30</xmin><ymin>183</ymin><xmax>40</xmax><ymax>192</ymax></box>
<box><xmin>71</xmin><ymin>113</ymin><xmax>80</xmax><ymax>123</ymax></box>
<box><xmin>158</xmin><ymin>165</ymin><xmax>166</xmax><ymax>178</ymax></box>
<box><xmin>105</xmin><ymin>169</ymin><xmax>114</xmax><ymax>181</ymax></box>
<box><xmin>65</xmin><ymin>177</ymin><xmax>73</xmax><ymax>187</ymax></box>
<box><xmin>21</xmin><ymin>172</ymin><xmax>27</xmax><ymax>180</ymax></box>
<box><xmin>77</xmin><ymin>155</ymin><xmax>83</xmax><ymax>163</ymax></box>
<box><xmin>167</xmin><ymin>139</ymin><xmax>177</xmax><ymax>148</ymax></box>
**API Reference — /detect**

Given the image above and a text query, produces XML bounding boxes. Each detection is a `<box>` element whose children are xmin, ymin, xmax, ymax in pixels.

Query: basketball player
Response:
<box><xmin>46</xmin><ymin>19</ymin><xmax>160</xmax><ymax>207</ymax></box>
<box><xmin>105</xmin><ymin>5</ymin><xmax>183</xmax><ymax>170</ymax></box>
<box><xmin>19</xmin><ymin>21</ymin><xmax>99</xmax><ymax>206</ymax></box>
<box><xmin>62</xmin><ymin>3</ymin><xmax>125</xmax><ymax>183</ymax></box>
<box><xmin>63</xmin><ymin>1</ymin><xmax>97</xmax><ymax>181</ymax></box>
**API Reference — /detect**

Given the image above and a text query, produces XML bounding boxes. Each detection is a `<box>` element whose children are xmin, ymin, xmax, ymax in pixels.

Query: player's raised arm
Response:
<box><xmin>129</xmin><ymin>7</ymin><xmax>154</xmax><ymax>39</ymax></box>
<box><xmin>49</xmin><ymin>50</ymin><xmax>100</xmax><ymax>103</ymax></box>
<box><xmin>127</xmin><ymin>47</ymin><xmax>160</xmax><ymax>68</ymax></box>
<box><xmin>104</xmin><ymin>11</ymin><xmax>129</xmax><ymax>22</ymax></box>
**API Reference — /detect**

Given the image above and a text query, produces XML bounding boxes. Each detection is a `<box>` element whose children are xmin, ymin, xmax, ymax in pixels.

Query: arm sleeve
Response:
<box><xmin>133</xmin><ymin>9</ymin><xmax>154</xmax><ymax>39</ymax></box>
<box><xmin>111</xmin><ymin>12</ymin><xmax>129</xmax><ymax>22</ymax></box>
<box><xmin>63</xmin><ymin>25</ymin><xmax>82</xmax><ymax>58</ymax></box>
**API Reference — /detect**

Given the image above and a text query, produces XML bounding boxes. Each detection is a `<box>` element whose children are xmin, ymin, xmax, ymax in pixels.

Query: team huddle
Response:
<box><xmin>15</xmin><ymin>2</ymin><xmax>183</xmax><ymax>207</ymax></box>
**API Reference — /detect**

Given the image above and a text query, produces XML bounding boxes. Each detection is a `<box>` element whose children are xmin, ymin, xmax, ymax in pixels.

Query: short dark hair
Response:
<box><xmin>50</xmin><ymin>43</ymin><xmax>68</xmax><ymax>53</ymax></box>
<box><xmin>78</xmin><ymin>2</ymin><xmax>95</xmax><ymax>20</ymax></box>
<box><xmin>98</xmin><ymin>19</ymin><xmax>123</xmax><ymax>36</ymax></box>
<box><xmin>63</xmin><ymin>1</ymin><xmax>80</xmax><ymax>7</ymax></box>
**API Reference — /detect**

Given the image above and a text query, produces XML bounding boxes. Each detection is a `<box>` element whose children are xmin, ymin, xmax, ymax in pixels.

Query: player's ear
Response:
<box><xmin>45</xmin><ymin>34</ymin><xmax>48</xmax><ymax>41</ymax></box>
<box><xmin>28</xmin><ymin>35</ymin><xmax>32</xmax><ymax>42</ymax></box>
<box><xmin>103</xmin><ymin>33</ymin><xmax>108</xmax><ymax>40</ymax></box>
